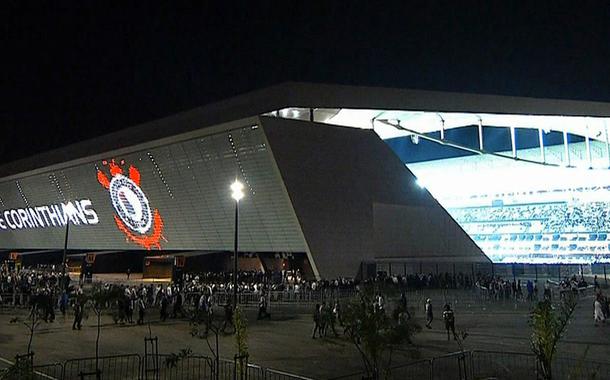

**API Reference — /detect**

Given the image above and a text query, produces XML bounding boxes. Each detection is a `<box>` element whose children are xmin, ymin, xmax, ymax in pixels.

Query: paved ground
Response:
<box><xmin>1</xmin><ymin>291</ymin><xmax>609</xmax><ymax>379</ymax></box>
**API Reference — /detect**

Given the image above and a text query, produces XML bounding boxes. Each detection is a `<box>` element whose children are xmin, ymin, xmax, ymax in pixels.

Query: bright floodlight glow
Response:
<box><xmin>230</xmin><ymin>180</ymin><xmax>245</xmax><ymax>201</ymax></box>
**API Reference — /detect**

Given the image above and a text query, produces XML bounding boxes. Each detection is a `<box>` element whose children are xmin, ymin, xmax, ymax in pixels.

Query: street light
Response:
<box><xmin>62</xmin><ymin>209</ymin><xmax>74</xmax><ymax>290</ymax></box>
<box><xmin>230</xmin><ymin>180</ymin><xmax>244</xmax><ymax>309</ymax></box>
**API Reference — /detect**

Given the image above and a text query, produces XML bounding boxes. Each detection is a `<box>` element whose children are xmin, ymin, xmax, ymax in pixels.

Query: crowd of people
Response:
<box><xmin>2</xmin><ymin>264</ymin><xmax>609</xmax><ymax>334</ymax></box>
<box><xmin>0</xmin><ymin>264</ymin><xmax>71</xmax><ymax>321</ymax></box>
<box><xmin>450</xmin><ymin>201</ymin><xmax>610</xmax><ymax>234</ymax></box>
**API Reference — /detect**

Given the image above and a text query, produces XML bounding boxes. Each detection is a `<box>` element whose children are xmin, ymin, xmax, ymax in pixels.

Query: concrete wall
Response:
<box><xmin>262</xmin><ymin>117</ymin><xmax>488</xmax><ymax>278</ymax></box>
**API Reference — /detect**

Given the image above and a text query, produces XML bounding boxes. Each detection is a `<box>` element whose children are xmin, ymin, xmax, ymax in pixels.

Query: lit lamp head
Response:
<box><xmin>230</xmin><ymin>180</ymin><xmax>245</xmax><ymax>202</ymax></box>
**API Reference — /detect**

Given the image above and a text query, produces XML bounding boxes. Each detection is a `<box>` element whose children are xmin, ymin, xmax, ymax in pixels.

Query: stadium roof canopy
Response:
<box><xmin>4</xmin><ymin>82</ymin><xmax>610</xmax><ymax>179</ymax></box>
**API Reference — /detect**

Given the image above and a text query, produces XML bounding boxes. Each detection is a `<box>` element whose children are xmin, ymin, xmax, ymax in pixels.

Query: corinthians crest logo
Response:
<box><xmin>97</xmin><ymin>159</ymin><xmax>165</xmax><ymax>249</ymax></box>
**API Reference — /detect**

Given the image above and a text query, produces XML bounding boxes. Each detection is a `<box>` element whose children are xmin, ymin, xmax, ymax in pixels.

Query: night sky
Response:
<box><xmin>4</xmin><ymin>2</ymin><xmax>610</xmax><ymax>164</ymax></box>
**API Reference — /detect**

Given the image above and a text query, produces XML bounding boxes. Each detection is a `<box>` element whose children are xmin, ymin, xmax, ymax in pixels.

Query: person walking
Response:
<box><xmin>257</xmin><ymin>293</ymin><xmax>270</xmax><ymax>320</ymax></box>
<box><xmin>425</xmin><ymin>298</ymin><xmax>433</xmax><ymax>329</ymax></box>
<box><xmin>319</xmin><ymin>302</ymin><xmax>329</xmax><ymax>336</ymax></box>
<box><xmin>137</xmin><ymin>296</ymin><xmax>146</xmax><ymax>325</ymax></box>
<box><xmin>312</xmin><ymin>303</ymin><xmax>322</xmax><ymax>339</ymax></box>
<box><xmin>526</xmin><ymin>280</ymin><xmax>534</xmax><ymax>301</ymax></box>
<box><xmin>442</xmin><ymin>304</ymin><xmax>457</xmax><ymax>340</ymax></box>
<box><xmin>400</xmin><ymin>292</ymin><xmax>411</xmax><ymax>319</ymax></box>
<box><xmin>127</xmin><ymin>295</ymin><xmax>134</xmax><ymax>324</ymax></box>
<box><xmin>329</xmin><ymin>301</ymin><xmax>340</xmax><ymax>337</ymax></box>
<box><xmin>221</xmin><ymin>301</ymin><xmax>235</xmax><ymax>334</ymax></box>
<box><xmin>59</xmin><ymin>291</ymin><xmax>69</xmax><ymax>316</ymax></box>
<box><xmin>72</xmin><ymin>299</ymin><xmax>83</xmax><ymax>330</ymax></box>
<box><xmin>594</xmin><ymin>294</ymin><xmax>605</xmax><ymax>326</ymax></box>
<box><xmin>160</xmin><ymin>294</ymin><xmax>168</xmax><ymax>322</ymax></box>
<box><xmin>172</xmin><ymin>291</ymin><xmax>183</xmax><ymax>318</ymax></box>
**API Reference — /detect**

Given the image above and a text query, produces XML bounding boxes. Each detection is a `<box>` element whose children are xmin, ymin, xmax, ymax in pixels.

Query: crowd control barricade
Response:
<box><xmin>552</xmin><ymin>355</ymin><xmax>610</xmax><ymax>380</ymax></box>
<box><xmin>152</xmin><ymin>354</ymin><xmax>213</xmax><ymax>380</ymax></box>
<box><xmin>217</xmin><ymin>358</ymin><xmax>236</xmax><ymax>380</ymax></box>
<box><xmin>33</xmin><ymin>362</ymin><xmax>64</xmax><ymax>380</ymax></box>
<box><xmin>62</xmin><ymin>354</ymin><xmax>141</xmax><ymax>380</ymax></box>
<box><xmin>431</xmin><ymin>351</ymin><xmax>472</xmax><ymax>380</ymax></box>
<box><xmin>472</xmin><ymin>350</ymin><xmax>538</xmax><ymax>380</ymax></box>
<box><xmin>388</xmin><ymin>359</ymin><xmax>432</xmax><ymax>379</ymax></box>
<box><xmin>265</xmin><ymin>368</ymin><xmax>317</xmax><ymax>380</ymax></box>
<box><xmin>325</xmin><ymin>371</ymin><xmax>367</xmax><ymax>380</ymax></box>
<box><xmin>246</xmin><ymin>363</ymin><xmax>266</xmax><ymax>380</ymax></box>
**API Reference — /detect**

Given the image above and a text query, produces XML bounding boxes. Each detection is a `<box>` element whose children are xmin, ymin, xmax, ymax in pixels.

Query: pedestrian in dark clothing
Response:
<box><xmin>400</xmin><ymin>292</ymin><xmax>411</xmax><ymax>319</ymax></box>
<box><xmin>137</xmin><ymin>297</ymin><xmax>146</xmax><ymax>325</ymax></box>
<box><xmin>59</xmin><ymin>291</ymin><xmax>68</xmax><ymax>316</ymax></box>
<box><xmin>72</xmin><ymin>300</ymin><xmax>83</xmax><ymax>330</ymax></box>
<box><xmin>126</xmin><ymin>268</ymin><xmax>131</xmax><ymax>280</ymax></box>
<box><xmin>329</xmin><ymin>302</ymin><xmax>340</xmax><ymax>337</ymax></box>
<box><xmin>46</xmin><ymin>291</ymin><xmax>55</xmax><ymax>322</ymax></box>
<box><xmin>442</xmin><ymin>304</ymin><xmax>457</xmax><ymax>341</ymax></box>
<box><xmin>115</xmin><ymin>297</ymin><xmax>125</xmax><ymax>324</ymax></box>
<box><xmin>126</xmin><ymin>296</ymin><xmax>134</xmax><ymax>324</ymax></box>
<box><xmin>425</xmin><ymin>299</ymin><xmax>433</xmax><ymax>329</ymax></box>
<box><xmin>257</xmin><ymin>293</ymin><xmax>270</xmax><ymax>320</ymax></box>
<box><xmin>527</xmin><ymin>280</ymin><xmax>534</xmax><ymax>301</ymax></box>
<box><xmin>172</xmin><ymin>292</ymin><xmax>183</xmax><ymax>318</ymax></box>
<box><xmin>312</xmin><ymin>303</ymin><xmax>321</xmax><ymax>339</ymax></box>
<box><xmin>222</xmin><ymin>301</ymin><xmax>235</xmax><ymax>334</ymax></box>
<box><xmin>160</xmin><ymin>295</ymin><xmax>168</xmax><ymax>322</ymax></box>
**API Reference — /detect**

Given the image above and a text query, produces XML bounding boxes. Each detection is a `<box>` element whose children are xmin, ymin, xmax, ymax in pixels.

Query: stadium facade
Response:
<box><xmin>2</xmin><ymin>82</ymin><xmax>610</xmax><ymax>279</ymax></box>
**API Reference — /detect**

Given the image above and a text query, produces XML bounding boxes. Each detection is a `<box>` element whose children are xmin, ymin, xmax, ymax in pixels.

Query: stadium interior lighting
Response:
<box><xmin>231</xmin><ymin>180</ymin><xmax>244</xmax><ymax>202</ymax></box>
<box><xmin>272</xmin><ymin>108</ymin><xmax>610</xmax><ymax>144</ymax></box>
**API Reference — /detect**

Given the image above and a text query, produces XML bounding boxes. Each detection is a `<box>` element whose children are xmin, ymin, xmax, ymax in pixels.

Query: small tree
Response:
<box><xmin>23</xmin><ymin>309</ymin><xmax>40</xmax><ymax>356</ymax></box>
<box><xmin>342</xmin><ymin>285</ymin><xmax>420</xmax><ymax>379</ymax></box>
<box><xmin>9</xmin><ymin>305</ymin><xmax>41</xmax><ymax>355</ymax></box>
<box><xmin>529</xmin><ymin>295</ymin><xmax>577</xmax><ymax>380</ymax></box>
<box><xmin>82</xmin><ymin>284</ymin><xmax>123</xmax><ymax>374</ymax></box>
<box><xmin>3</xmin><ymin>309</ymin><xmax>42</xmax><ymax>380</ymax></box>
<box><xmin>190</xmin><ymin>311</ymin><xmax>221</xmax><ymax>380</ymax></box>
<box><xmin>234</xmin><ymin>307</ymin><xmax>248</xmax><ymax>379</ymax></box>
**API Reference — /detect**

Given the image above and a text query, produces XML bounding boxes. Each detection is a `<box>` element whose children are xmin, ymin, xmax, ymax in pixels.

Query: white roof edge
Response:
<box><xmin>3</xmin><ymin>81</ymin><xmax>610</xmax><ymax>178</ymax></box>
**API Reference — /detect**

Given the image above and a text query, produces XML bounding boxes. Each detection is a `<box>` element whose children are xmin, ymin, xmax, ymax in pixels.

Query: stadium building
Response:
<box><xmin>1</xmin><ymin>82</ymin><xmax>610</xmax><ymax>281</ymax></box>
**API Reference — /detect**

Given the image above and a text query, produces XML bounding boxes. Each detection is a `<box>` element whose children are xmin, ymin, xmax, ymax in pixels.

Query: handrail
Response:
<box><xmin>265</xmin><ymin>367</ymin><xmax>317</xmax><ymax>380</ymax></box>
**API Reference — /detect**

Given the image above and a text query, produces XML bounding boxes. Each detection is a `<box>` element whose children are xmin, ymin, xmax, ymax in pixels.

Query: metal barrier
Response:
<box><xmin>472</xmin><ymin>350</ymin><xmax>538</xmax><ymax>380</ymax></box>
<box><xmin>552</xmin><ymin>355</ymin><xmax>610</xmax><ymax>380</ymax></box>
<box><xmin>185</xmin><ymin>289</ymin><xmax>359</xmax><ymax>309</ymax></box>
<box><xmin>387</xmin><ymin>359</ymin><xmax>432</xmax><ymax>380</ymax></box>
<box><xmin>265</xmin><ymin>368</ymin><xmax>316</xmax><ymax>380</ymax></box>
<box><xmin>14</xmin><ymin>350</ymin><xmax>610</xmax><ymax>380</ymax></box>
<box><xmin>62</xmin><ymin>354</ymin><xmax>141</xmax><ymax>380</ymax></box>
<box><xmin>431</xmin><ymin>351</ymin><xmax>473</xmax><ymax>380</ymax></box>
<box><xmin>218</xmin><ymin>358</ymin><xmax>235</xmax><ymax>380</ymax></box>
<box><xmin>153</xmin><ymin>354</ymin><xmax>213</xmax><ymax>380</ymax></box>
<box><xmin>33</xmin><ymin>362</ymin><xmax>64</xmax><ymax>380</ymax></box>
<box><xmin>246</xmin><ymin>363</ymin><xmax>266</xmax><ymax>380</ymax></box>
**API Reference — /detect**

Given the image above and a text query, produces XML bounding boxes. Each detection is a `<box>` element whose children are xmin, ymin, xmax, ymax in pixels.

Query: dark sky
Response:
<box><xmin>4</xmin><ymin>2</ymin><xmax>610</xmax><ymax>163</ymax></box>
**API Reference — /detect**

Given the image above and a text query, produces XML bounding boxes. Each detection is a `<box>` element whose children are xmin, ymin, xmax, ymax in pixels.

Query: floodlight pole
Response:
<box><xmin>233</xmin><ymin>198</ymin><xmax>239</xmax><ymax>309</ymax></box>
<box><xmin>62</xmin><ymin>221</ymin><xmax>70</xmax><ymax>276</ymax></box>
<box><xmin>230</xmin><ymin>179</ymin><xmax>244</xmax><ymax>310</ymax></box>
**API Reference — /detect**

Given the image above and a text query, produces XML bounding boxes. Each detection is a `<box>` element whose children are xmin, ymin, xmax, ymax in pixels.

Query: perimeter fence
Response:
<box><xmin>0</xmin><ymin>353</ymin><xmax>314</xmax><ymax>380</ymax></box>
<box><xmin>4</xmin><ymin>349</ymin><xmax>610</xmax><ymax>380</ymax></box>
<box><xmin>327</xmin><ymin>349</ymin><xmax>610</xmax><ymax>380</ymax></box>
